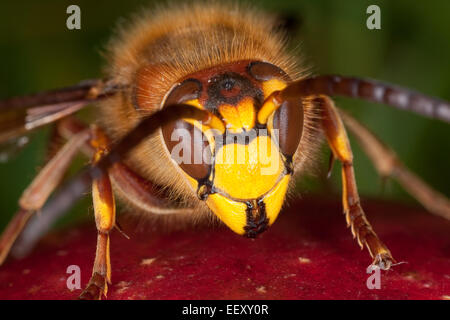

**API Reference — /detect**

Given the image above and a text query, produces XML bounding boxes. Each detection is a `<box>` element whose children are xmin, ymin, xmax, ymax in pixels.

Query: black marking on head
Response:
<box><xmin>216</xmin><ymin>128</ymin><xmax>268</xmax><ymax>147</ymax></box>
<box><xmin>244</xmin><ymin>199</ymin><xmax>269</xmax><ymax>238</ymax></box>
<box><xmin>284</xmin><ymin>155</ymin><xmax>294</xmax><ymax>175</ymax></box>
<box><xmin>196</xmin><ymin>178</ymin><xmax>215</xmax><ymax>201</ymax></box>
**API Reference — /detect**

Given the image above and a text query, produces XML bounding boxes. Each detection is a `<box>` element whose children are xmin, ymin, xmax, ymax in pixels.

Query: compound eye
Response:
<box><xmin>162</xmin><ymin>120</ymin><xmax>212</xmax><ymax>180</ymax></box>
<box><xmin>162</xmin><ymin>78</ymin><xmax>212</xmax><ymax>180</ymax></box>
<box><xmin>271</xmin><ymin>97</ymin><xmax>303</xmax><ymax>157</ymax></box>
<box><xmin>247</xmin><ymin>61</ymin><xmax>291</xmax><ymax>82</ymax></box>
<box><xmin>164</xmin><ymin>78</ymin><xmax>202</xmax><ymax>105</ymax></box>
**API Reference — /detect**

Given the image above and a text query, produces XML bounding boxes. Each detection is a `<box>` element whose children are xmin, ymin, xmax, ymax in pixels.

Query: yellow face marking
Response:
<box><xmin>214</xmin><ymin>136</ymin><xmax>283</xmax><ymax>200</ymax></box>
<box><xmin>257</xmin><ymin>96</ymin><xmax>278</xmax><ymax>125</ymax></box>
<box><xmin>263</xmin><ymin>175</ymin><xmax>290</xmax><ymax>225</ymax></box>
<box><xmin>262</xmin><ymin>79</ymin><xmax>287</xmax><ymax>99</ymax></box>
<box><xmin>206</xmin><ymin>194</ymin><xmax>248</xmax><ymax>235</ymax></box>
<box><xmin>218</xmin><ymin>97</ymin><xmax>256</xmax><ymax>133</ymax></box>
<box><xmin>175</xmin><ymin>80</ymin><xmax>292</xmax><ymax>236</ymax></box>
<box><xmin>203</xmin><ymin>173</ymin><xmax>290</xmax><ymax>236</ymax></box>
<box><xmin>257</xmin><ymin>79</ymin><xmax>288</xmax><ymax>125</ymax></box>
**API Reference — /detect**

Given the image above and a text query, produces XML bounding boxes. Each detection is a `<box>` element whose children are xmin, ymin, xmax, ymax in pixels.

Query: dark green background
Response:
<box><xmin>0</xmin><ymin>0</ymin><xmax>449</xmax><ymax>230</ymax></box>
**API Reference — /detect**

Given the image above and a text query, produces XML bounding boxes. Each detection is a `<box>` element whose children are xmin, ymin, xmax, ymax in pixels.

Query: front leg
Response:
<box><xmin>79</xmin><ymin>127</ymin><xmax>115</xmax><ymax>300</ymax></box>
<box><xmin>316</xmin><ymin>96</ymin><xmax>394</xmax><ymax>270</ymax></box>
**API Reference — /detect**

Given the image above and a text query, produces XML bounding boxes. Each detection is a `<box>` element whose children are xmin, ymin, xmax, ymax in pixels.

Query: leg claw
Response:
<box><xmin>79</xmin><ymin>272</ymin><xmax>107</xmax><ymax>300</ymax></box>
<box><xmin>371</xmin><ymin>252</ymin><xmax>395</xmax><ymax>271</ymax></box>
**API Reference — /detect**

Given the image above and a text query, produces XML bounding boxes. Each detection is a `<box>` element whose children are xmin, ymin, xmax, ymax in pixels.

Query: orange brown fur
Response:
<box><xmin>98</xmin><ymin>1</ymin><xmax>323</xmax><ymax>224</ymax></box>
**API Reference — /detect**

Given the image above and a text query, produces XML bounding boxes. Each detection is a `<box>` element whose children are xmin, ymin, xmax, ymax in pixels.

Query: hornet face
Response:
<box><xmin>160</xmin><ymin>60</ymin><xmax>303</xmax><ymax>237</ymax></box>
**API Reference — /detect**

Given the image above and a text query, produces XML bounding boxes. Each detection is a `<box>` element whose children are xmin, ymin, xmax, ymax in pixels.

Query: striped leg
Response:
<box><xmin>257</xmin><ymin>74</ymin><xmax>450</xmax><ymax>267</ymax></box>
<box><xmin>0</xmin><ymin>128</ymin><xmax>90</xmax><ymax>264</ymax></box>
<box><xmin>317</xmin><ymin>96</ymin><xmax>394</xmax><ymax>269</ymax></box>
<box><xmin>340</xmin><ymin>110</ymin><xmax>450</xmax><ymax>221</ymax></box>
<box><xmin>79</xmin><ymin>127</ymin><xmax>116</xmax><ymax>300</ymax></box>
<box><xmin>9</xmin><ymin>117</ymin><xmax>198</xmax><ymax>263</ymax></box>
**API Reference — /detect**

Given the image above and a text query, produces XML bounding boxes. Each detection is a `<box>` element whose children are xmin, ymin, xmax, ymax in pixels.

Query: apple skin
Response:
<box><xmin>0</xmin><ymin>198</ymin><xmax>449</xmax><ymax>300</ymax></box>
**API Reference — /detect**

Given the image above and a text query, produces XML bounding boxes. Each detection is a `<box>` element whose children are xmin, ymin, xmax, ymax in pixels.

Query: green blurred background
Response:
<box><xmin>0</xmin><ymin>0</ymin><xmax>449</xmax><ymax>230</ymax></box>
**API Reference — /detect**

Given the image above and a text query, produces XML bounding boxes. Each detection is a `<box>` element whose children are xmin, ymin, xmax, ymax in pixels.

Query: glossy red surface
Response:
<box><xmin>0</xmin><ymin>198</ymin><xmax>449</xmax><ymax>300</ymax></box>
